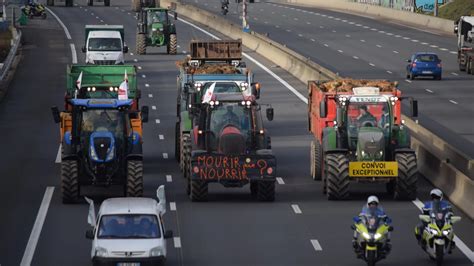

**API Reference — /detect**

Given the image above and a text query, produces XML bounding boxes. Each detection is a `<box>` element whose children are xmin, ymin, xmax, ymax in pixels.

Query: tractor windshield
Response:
<box><xmin>148</xmin><ymin>10</ymin><xmax>167</xmax><ymax>24</ymax></box>
<box><xmin>346</xmin><ymin>102</ymin><xmax>391</xmax><ymax>129</ymax></box>
<box><xmin>88</xmin><ymin>38</ymin><xmax>122</xmax><ymax>52</ymax></box>
<box><xmin>208</xmin><ymin>103</ymin><xmax>252</xmax><ymax>152</ymax></box>
<box><xmin>80</xmin><ymin>109</ymin><xmax>129</xmax><ymax>139</ymax></box>
<box><xmin>202</xmin><ymin>82</ymin><xmax>241</xmax><ymax>97</ymax></box>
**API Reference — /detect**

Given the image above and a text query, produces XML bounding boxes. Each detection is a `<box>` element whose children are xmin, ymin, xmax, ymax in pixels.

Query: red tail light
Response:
<box><xmin>412</xmin><ymin>63</ymin><xmax>417</xmax><ymax>68</ymax></box>
<box><xmin>437</xmin><ymin>63</ymin><xmax>442</xmax><ymax>68</ymax></box>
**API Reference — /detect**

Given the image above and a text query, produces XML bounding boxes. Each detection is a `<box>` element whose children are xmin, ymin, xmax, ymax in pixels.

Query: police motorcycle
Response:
<box><xmin>21</xmin><ymin>2</ymin><xmax>47</xmax><ymax>19</ymax></box>
<box><xmin>416</xmin><ymin>201</ymin><xmax>461</xmax><ymax>266</ymax></box>
<box><xmin>352</xmin><ymin>210</ymin><xmax>393</xmax><ymax>266</ymax></box>
<box><xmin>221</xmin><ymin>0</ymin><xmax>229</xmax><ymax>15</ymax></box>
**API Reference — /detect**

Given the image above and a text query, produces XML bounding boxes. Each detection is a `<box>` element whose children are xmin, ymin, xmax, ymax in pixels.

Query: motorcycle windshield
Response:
<box><xmin>431</xmin><ymin>200</ymin><xmax>446</xmax><ymax>228</ymax></box>
<box><xmin>362</xmin><ymin>210</ymin><xmax>381</xmax><ymax>232</ymax></box>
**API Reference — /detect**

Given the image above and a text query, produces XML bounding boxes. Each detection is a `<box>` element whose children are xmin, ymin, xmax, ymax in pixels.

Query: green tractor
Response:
<box><xmin>131</xmin><ymin>0</ymin><xmax>159</xmax><ymax>12</ymax></box>
<box><xmin>136</xmin><ymin>8</ymin><xmax>178</xmax><ymax>55</ymax></box>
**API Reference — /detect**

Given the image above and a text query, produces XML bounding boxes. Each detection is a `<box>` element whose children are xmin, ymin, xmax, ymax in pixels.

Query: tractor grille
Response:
<box><xmin>93</xmin><ymin>137</ymin><xmax>111</xmax><ymax>160</ymax></box>
<box><xmin>95</xmin><ymin>60</ymin><xmax>116</xmax><ymax>65</ymax></box>
<box><xmin>219</xmin><ymin>133</ymin><xmax>246</xmax><ymax>155</ymax></box>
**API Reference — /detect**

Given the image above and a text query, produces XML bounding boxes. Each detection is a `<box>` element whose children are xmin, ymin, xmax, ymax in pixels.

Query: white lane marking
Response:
<box><xmin>44</xmin><ymin>7</ymin><xmax>71</xmax><ymax>39</ymax></box>
<box><xmin>345</xmin><ymin>34</ymin><xmax>351</xmax><ymax>38</ymax></box>
<box><xmin>96</xmin><ymin>16</ymin><xmax>99</xmax><ymax>19</ymax></box>
<box><xmin>376</xmin><ymin>44</ymin><xmax>382</xmax><ymax>48</ymax></box>
<box><xmin>387</xmin><ymin>70</ymin><xmax>392</xmax><ymax>74</ymax></box>
<box><xmin>430</xmin><ymin>45</ymin><xmax>438</xmax><ymax>48</ymax></box>
<box><xmin>159</xmin><ymin>134</ymin><xmax>164</xmax><ymax>140</ymax></box>
<box><xmin>360</xmin><ymin>39</ymin><xmax>365</xmax><ymax>42</ymax></box>
<box><xmin>353</xmin><ymin>56</ymin><xmax>359</xmax><ymax>60</ymax></box>
<box><xmin>20</xmin><ymin>187</ymin><xmax>55</xmax><ymax>266</ymax></box>
<box><xmin>369</xmin><ymin>63</ymin><xmax>375</xmax><ymax>67</ymax></box>
<box><xmin>163</xmin><ymin>153</ymin><xmax>168</xmax><ymax>159</ymax></box>
<box><xmin>166</xmin><ymin>174</ymin><xmax>172</xmax><ymax>182</ymax></box>
<box><xmin>450</xmin><ymin>51</ymin><xmax>458</xmax><ymax>54</ymax></box>
<box><xmin>91</xmin><ymin>12</ymin><xmax>94</xmax><ymax>15</ymax></box>
<box><xmin>100</xmin><ymin>20</ymin><xmax>104</xmax><ymax>23</ymax></box>
<box><xmin>337</xmin><ymin>50</ymin><xmax>343</xmax><ymax>53</ymax></box>
<box><xmin>276</xmin><ymin>177</ymin><xmax>285</xmax><ymax>184</ymax></box>
<box><xmin>332</xmin><ymin>30</ymin><xmax>337</xmax><ymax>33</ymax></box>
<box><xmin>371</xmin><ymin>28</ymin><xmax>377</xmax><ymax>31</ymax></box>
<box><xmin>148</xmin><ymin>94</ymin><xmax>153</xmax><ymax>98</ymax></box>
<box><xmin>421</xmin><ymin>42</ymin><xmax>429</xmax><ymax>45</ymax></box>
<box><xmin>170</xmin><ymin>202</ymin><xmax>177</xmax><ymax>211</ymax></box>
<box><xmin>155</xmin><ymin>119</ymin><xmax>160</xmax><ymax>124</ymax></box>
<box><xmin>378</xmin><ymin>30</ymin><xmax>385</xmax><ymax>33</ymax></box>
<box><xmin>275</xmin><ymin>25</ymin><xmax>280</xmax><ymax>28</ymax></box>
<box><xmin>142</xmin><ymin>74</ymin><xmax>146</xmax><ymax>78</ymax></box>
<box><xmin>127</xmin><ymin>12</ymin><xmax>131</xmax><ymax>15</ymax></box>
<box><xmin>298</xmin><ymin>34</ymin><xmax>303</xmax><ymax>37</ymax></box>
<box><xmin>449</xmin><ymin>100</ymin><xmax>458</xmax><ymax>105</ymax></box>
<box><xmin>386</xmin><ymin>32</ymin><xmax>393</xmax><ymax>36</ymax></box>
<box><xmin>403</xmin><ymin>37</ymin><xmax>410</xmax><ymax>40</ymax></box>
<box><xmin>319</xmin><ymin>26</ymin><xmax>324</xmax><ymax>29</ymax></box>
<box><xmin>137</xmin><ymin>66</ymin><xmax>142</xmax><ymax>70</ymax></box>
<box><xmin>393</xmin><ymin>50</ymin><xmax>399</xmax><ymax>54</ymax></box>
<box><xmin>55</xmin><ymin>145</ymin><xmax>61</xmax><ymax>163</ymax></box>
<box><xmin>152</xmin><ymin>105</ymin><xmax>157</xmax><ymax>110</ymax></box>
<box><xmin>130</xmin><ymin>52</ymin><xmax>134</xmax><ymax>56</ymax></box>
<box><xmin>451</xmin><ymin>72</ymin><xmax>459</xmax><ymax>76</ymax></box>
<box><xmin>286</xmin><ymin>29</ymin><xmax>292</xmax><ymax>32</ymax></box>
<box><xmin>306</xmin><ymin>22</ymin><xmax>311</xmax><ymax>25</ymax></box>
<box><xmin>406</xmin><ymin>79</ymin><xmax>412</xmax><ymax>83</ymax></box>
<box><xmin>134</xmin><ymin>59</ymin><xmax>138</xmax><ymax>62</ymax></box>
<box><xmin>311</xmin><ymin>239</ymin><xmax>323</xmax><ymax>251</ymax></box>
<box><xmin>425</xmin><ymin>89</ymin><xmax>434</xmax><ymax>93</ymax></box>
<box><xmin>291</xmin><ymin>204</ymin><xmax>302</xmax><ymax>214</ymax></box>
<box><xmin>310</xmin><ymin>38</ymin><xmax>316</xmax><ymax>42</ymax></box>
<box><xmin>294</xmin><ymin>18</ymin><xmax>298</xmax><ymax>21</ymax></box>
<box><xmin>70</xmin><ymin>44</ymin><xmax>77</xmax><ymax>64</ymax></box>
<box><xmin>173</xmin><ymin>237</ymin><xmax>182</xmax><ymax>248</ymax></box>
<box><xmin>178</xmin><ymin>17</ymin><xmax>308</xmax><ymax>104</ymax></box>
<box><xmin>145</xmin><ymin>83</ymin><xmax>150</xmax><ymax>87</ymax></box>
<box><xmin>395</xmin><ymin>34</ymin><xmax>401</xmax><ymax>37</ymax></box>
<box><xmin>440</xmin><ymin>48</ymin><xmax>448</xmax><ymax>51</ymax></box>
<box><xmin>412</xmin><ymin>199</ymin><xmax>474</xmax><ymax>263</ymax></box>
<box><xmin>324</xmin><ymin>44</ymin><xmax>329</xmax><ymax>47</ymax></box>
<box><xmin>412</xmin><ymin>39</ymin><xmax>419</xmax><ymax>42</ymax></box>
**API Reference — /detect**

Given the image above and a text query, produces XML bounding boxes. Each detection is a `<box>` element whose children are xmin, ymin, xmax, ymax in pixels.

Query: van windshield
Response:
<box><xmin>98</xmin><ymin>214</ymin><xmax>161</xmax><ymax>239</ymax></box>
<box><xmin>88</xmin><ymin>38</ymin><xmax>122</xmax><ymax>52</ymax></box>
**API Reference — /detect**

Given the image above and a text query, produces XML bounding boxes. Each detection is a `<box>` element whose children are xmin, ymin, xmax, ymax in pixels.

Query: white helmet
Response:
<box><xmin>430</xmin><ymin>189</ymin><xmax>443</xmax><ymax>200</ymax></box>
<box><xmin>367</xmin><ymin>195</ymin><xmax>379</xmax><ymax>206</ymax></box>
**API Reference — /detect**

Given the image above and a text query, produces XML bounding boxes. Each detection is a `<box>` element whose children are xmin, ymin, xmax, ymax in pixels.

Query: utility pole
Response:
<box><xmin>434</xmin><ymin>0</ymin><xmax>438</xmax><ymax>17</ymax></box>
<box><xmin>242</xmin><ymin>0</ymin><xmax>249</xmax><ymax>32</ymax></box>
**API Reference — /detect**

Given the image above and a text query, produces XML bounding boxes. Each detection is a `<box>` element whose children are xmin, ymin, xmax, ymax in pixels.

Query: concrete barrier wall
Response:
<box><xmin>279</xmin><ymin>0</ymin><xmax>454</xmax><ymax>34</ymax></box>
<box><xmin>165</xmin><ymin>0</ymin><xmax>473</xmax><ymax>219</ymax></box>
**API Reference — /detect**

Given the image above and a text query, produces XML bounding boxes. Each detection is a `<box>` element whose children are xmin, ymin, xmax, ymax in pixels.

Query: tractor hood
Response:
<box><xmin>357</xmin><ymin>127</ymin><xmax>385</xmax><ymax>161</ymax></box>
<box><xmin>151</xmin><ymin>23</ymin><xmax>164</xmax><ymax>32</ymax></box>
<box><xmin>218</xmin><ymin>126</ymin><xmax>246</xmax><ymax>155</ymax></box>
<box><xmin>89</xmin><ymin>131</ymin><xmax>116</xmax><ymax>163</ymax></box>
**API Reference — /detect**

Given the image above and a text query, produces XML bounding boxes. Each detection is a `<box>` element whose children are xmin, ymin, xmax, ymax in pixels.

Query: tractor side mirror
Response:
<box><xmin>410</xmin><ymin>99</ymin><xmax>418</xmax><ymax>118</ymax></box>
<box><xmin>174</xmin><ymin>12</ymin><xmax>178</xmax><ymax>20</ymax></box>
<box><xmin>164</xmin><ymin>230</ymin><xmax>174</xmax><ymax>239</ymax></box>
<box><xmin>123</xmin><ymin>45</ymin><xmax>129</xmax><ymax>53</ymax></box>
<box><xmin>266</xmin><ymin>107</ymin><xmax>274</xmax><ymax>121</ymax></box>
<box><xmin>51</xmin><ymin>106</ymin><xmax>61</xmax><ymax>123</ymax></box>
<box><xmin>141</xmin><ymin>106</ymin><xmax>149</xmax><ymax>123</ymax></box>
<box><xmin>406</xmin><ymin>59</ymin><xmax>411</xmax><ymax>63</ymax></box>
<box><xmin>319</xmin><ymin>100</ymin><xmax>327</xmax><ymax>118</ymax></box>
<box><xmin>81</xmin><ymin>46</ymin><xmax>86</xmax><ymax>53</ymax></box>
<box><xmin>251</xmin><ymin>82</ymin><xmax>260</xmax><ymax>99</ymax></box>
<box><xmin>85</xmin><ymin>229</ymin><xmax>94</xmax><ymax>239</ymax></box>
<box><xmin>388</xmin><ymin>226</ymin><xmax>394</xmax><ymax>232</ymax></box>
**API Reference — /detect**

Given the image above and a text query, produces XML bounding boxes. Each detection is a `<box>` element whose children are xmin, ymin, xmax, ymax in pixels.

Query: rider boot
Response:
<box><xmin>449</xmin><ymin>241</ymin><xmax>456</xmax><ymax>254</ymax></box>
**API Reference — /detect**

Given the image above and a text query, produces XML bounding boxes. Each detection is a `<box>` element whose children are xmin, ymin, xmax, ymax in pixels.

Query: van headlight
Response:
<box><xmin>95</xmin><ymin>247</ymin><xmax>108</xmax><ymax>257</ymax></box>
<box><xmin>150</xmin><ymin>246</ymin><xmax>163</xmax><ymax>257</ymax></box>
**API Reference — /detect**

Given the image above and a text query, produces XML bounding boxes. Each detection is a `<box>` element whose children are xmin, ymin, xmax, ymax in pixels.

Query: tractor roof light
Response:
<box><xmin>241</xmin><ymin>101</ymin><xmax>246</xmax><ymax>106</ymax></box>
<box><xmin>198</xmin><ymin>130</ymin><xmax>203</xmax><ymax>134</ymax></box>
<box><xmin>87</xmin><ymin>87</ymin><xmax>91</xmax><ymax>91</ymax></box>
<box><xmin>259</xmin><ymin>129</ymin><xmax>264</xmax><ymax>134</ymax></box>
<box><xmin>109</xmin><ymin>87</ymin><xmax>114</xmax><ymax>92</ymax></box>
<box><xmin>246</xmin><ymin>100</ymin><xmax>252</xmax><ymax>106</ymax></box>
<box><xmin>115</xmin><ymin>87</ymin><xmax>119</xmax><ymax>91</ymax></box>
<box><xmin>92</xmin><ymin>87</ymin><xmax>96</xmax><ymax>92</ymax></box>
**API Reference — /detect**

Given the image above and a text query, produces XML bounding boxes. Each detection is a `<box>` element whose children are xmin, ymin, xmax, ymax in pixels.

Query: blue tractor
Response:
<box><xmin>52</xmin><ymin>99</ymin><xmax>149</xmax><ymax>203</ymax></box>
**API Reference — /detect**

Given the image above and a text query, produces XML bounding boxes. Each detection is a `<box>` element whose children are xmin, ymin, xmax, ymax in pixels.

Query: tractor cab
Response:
<box><xmin>136</xmin><ymin>8</ymin><xmax>177</xmax><ymax>54</ymax></box>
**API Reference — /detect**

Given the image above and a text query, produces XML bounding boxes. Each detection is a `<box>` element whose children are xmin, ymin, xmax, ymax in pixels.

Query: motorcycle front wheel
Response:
<box><xmin>435</xmin><ymin>244</ymin><xmax>444</xmax><ymax>266</ymax></box>
<box><xmin>366</xmin><ymin>249</ymin><xmax>376</xmax><ymax>266</ymax></box>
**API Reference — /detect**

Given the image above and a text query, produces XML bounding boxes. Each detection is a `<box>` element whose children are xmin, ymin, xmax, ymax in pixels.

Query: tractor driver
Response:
<box><xmin>221</xmin><ymin>105</ymin><xmax>240</xmax><ymax>128</ymax></box>
<box><xmin>357</xmin><ymin>105</ymin><xmax>376</xmax><ymax>127</ymax></box>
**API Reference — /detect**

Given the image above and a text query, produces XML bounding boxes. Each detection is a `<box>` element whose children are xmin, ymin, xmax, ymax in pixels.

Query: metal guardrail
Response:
<box><xmin>0</xmin><ymin>28</ymin><xmax>21</xmax><ymax>81</ymax></box>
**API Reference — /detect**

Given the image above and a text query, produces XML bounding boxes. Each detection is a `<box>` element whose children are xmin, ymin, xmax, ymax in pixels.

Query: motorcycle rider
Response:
<box><xmin>415</xmin><ymin>189</ymin><xmax>454</xmax><ymax>248</ymax></box>
<box><xmin>353</xmin><ymin>196</ymin><xmax>392</xmax><ymax>253</ymax></box>
<box><xmin>221</xmin><ymin>0</ymin><xmax>229</xmax><ymax>14</ymax></box>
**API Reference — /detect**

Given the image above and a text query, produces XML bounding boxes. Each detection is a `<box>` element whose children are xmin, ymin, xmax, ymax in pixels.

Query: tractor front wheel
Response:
<box><xmin>126</xmin><ymin>160</ymin><xmax>144</xmax><ymax>197</ymax></box>
<box><xmin>61</xmin><ymin>160</ymin><xmax>79</xmax><ymax>204</ymax></box>
<box><xmin>257</xmin><ymin>180</ymin><xmax>275</xmax><ymax>201</ymax></box>
<box><xmin>394</xmin><ymin>153</ymin><xmax>417</xmax><ymax>200</ymax></box>
<box><xmin>168</xmin><ymin>34</ymin><xmax>177</xmax><ymax>55</ymax></box>
<box><xmin>190</xmin><ymin>179</ymin><xmax>208</xmax><ymax>201</ymax></box>
<box><xmin>136</xmin><ymin>33</ymin><xmax>146</xmax><ymax>55</ymax></box>
<box><xmin>325</xmin><ymin>153</ymin><xmax>349</xmax><ymax>200</ymax></box>
<box><xmin>310</xmin><ymin>140</ymin><xmax>322</xmax><ymax>181</ymax></box>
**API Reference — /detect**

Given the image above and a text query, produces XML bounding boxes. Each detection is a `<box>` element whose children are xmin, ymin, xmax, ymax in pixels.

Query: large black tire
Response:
<box><xmin>168</xmin><ymin>34</ymin><xmax>177</xmax><ymax>55</ymax></box>
<box><xmin>310</xmin><ymin>140</ymin><xmax>322</xmax><ymax>181</ymax></box>
<box><xmin>180</xmin><ymin>134</ymin><xmax>190</xmax><ymax>174</ymax></box>
<box><xmin>435</xmin><ymin>244</ymin><xmax>444</xmax><ymax>266</ymax></box>
<box><xmin>132</xmin><ymin>0</ymin><xmax>141</xmax><ymax>12</ymax></box>
<box><xmin>175</xmin><ymin>122</ymin><xmax>181</xmax><ymax>162</ymax></box>
<box><xmin>250</xmin><ymin>181</ymin><xmax>258</xmax><ymax>196</ymax></box>
<box><xmin>136</xmin><ymin>33</ymin><xmax>146</xmax><ymax>55</ymax></box>
<box><xmin>394</xmin><ymin>153</ymin><xmax>417</xmax><ymax>200</ymax></box>
<box><xmin>87</xmin><ymin>0</ymin><xmax>93</xmax><ymax>6</ymax></box>
<box><xmin>65</xmin><ymin>0</ymin><xmax>73</xmax><ymax>7</ymax></box>
<box><xmin>325</xmin><ymin>153</ymin><xmax>349</xmax><ymax>200</ymax></box>
<box><xmin>190</xmin><ymin>179</ymin><xmax>208</xmax><ymax>201</ymax></box>
<box><xmin>469</xmin><ymin>59</ymin><xmax>474</xmax><ymax>75</ymax></box>
<box><xmin>61</xmin><ymin>160</ymin><xmax>79</xmax><ymax>204</ymax></box>
<box><xmin>257</xmin><ymin>180</ymin><xmax>275</xmax><ymax>201</ymax></box>
<box><xmin>104</xmin><ymin>0</ymin><xmax>110</xmax><ymax>6</ymax></box>
<box><xmin>126</xmin><ymin>160</ymin><xmax>143</xmax><ymax>197</ymax></box>
<box><xmin>459</xmin><ymin>62</ymin><xmax>466</xmax><ymax>72</ymax></box>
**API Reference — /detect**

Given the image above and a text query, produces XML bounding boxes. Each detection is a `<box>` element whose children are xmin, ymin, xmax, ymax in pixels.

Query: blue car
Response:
<box><xmin>406</xmin><ymin>53</ymin><xmax>442</xmax><ymax>80</ymax></box>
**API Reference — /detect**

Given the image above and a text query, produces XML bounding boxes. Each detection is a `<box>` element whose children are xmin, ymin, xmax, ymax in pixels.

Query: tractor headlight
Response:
<box><xmin>152</xmin><ymin>28</ymin><xmax>157</xmax><ymax>32</ymax></box>
<box><xmin>150</xmin><ymin>246</ymin><xmax>163</xmax><ymax>257</ymax></box>
<box><xmin>90</xmin><ymin>147</ymin><xmax>99</xmax><ymax>161</ymax></box>
<box><xmin>362</xmin><ymin>232</ymin><xmax>371</xmax><ymax>240</ymax></box>
<box><xmin>105</xmin><ymin>145</ymin><xmax>115</xmax><ymax>161</ymax></box>
<box><xmin>442</xmin><ymin>229</ymin><xmax>451</xmax><ymax>236</ymax></box>
<box><xmin>378</xmin><ymin>150</ymin><xmax>384</xmax><ymax>158</ymax></box>
<box><xmin>361</xmin><ymin>150</ymin><xmax>366</xmax><ymax>157</ymax></box>
<box><xmin>374</xmin><ymin>233</ymin><xmax>382</xmax><ymax>240</ymax></box>
<box><xmin>95</xmin><ymin>247</ymin><xmax>108</xmax><ymax>257</ymax></box>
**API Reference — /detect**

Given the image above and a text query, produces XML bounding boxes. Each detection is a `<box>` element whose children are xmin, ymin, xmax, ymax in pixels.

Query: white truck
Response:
<box><xmin>454</xmin><ymin>16</ymin><xmax>474</xmax><ymax>73</ymax></box>
<box><xmin>86</xmin><ymin>186</ymin><xmax>173</xmax><ymax>266</ymax></box>
<box><xmin>82</xmin><ymin>25</ymin><xmax>128</xmax><ymax>65</ymax></box>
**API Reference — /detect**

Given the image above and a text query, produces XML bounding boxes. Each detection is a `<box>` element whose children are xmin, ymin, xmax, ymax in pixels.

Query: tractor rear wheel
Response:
<box><xmin>325</xmin><ymin>153</ymin><xmax>349</xmax><ymax>200</ymax></box>
<box><xmin>469</xmin><ymin>59</ymin><xmax>474</xmax><ymax>75</ymax></box>
<box><xmin>136</xmin><ymin>33</ymin><xmax>146</xmax><ymax>55</ymax></box>
<box><xmin>175</xmin><ymin>122</ymin><xmax>181</xmax><ymax>162</ymax></box>
<box><xmin>257</xmin><ymin>180</ymin><xmax>275</xmax><ymax>201</ymax></box>
<box><xmin>126</xmin><ymin>160</ymin><xmax>144</xmax><ymax>197</ymax></box>
<box><xmin>168</xmin><ymin>34</ymin><xmax>177</xmax><ymax>55</ymax></box>
<box><xmin>61</xmin><ymin>160</ymin><xmax>79</xmax><ymax>203</ymax></box>
<box><xmin>310</xmin><ymin>140</ymin><xmax>322</xmax><ymax>181</ymax></box>
<box><xmin>394</xmin><ymin>153</ymin><xmax>417</xmax><ymax>200</ymax></box>
<box><xmin>104</xmin><ymin>0</ymin><xmax>110</xmax><ymax>6</ymax></box>
<box><xmin>181</xmin><ymin>134</ymin><xmax>190</xmax><ymax>174</ymax></box>
<box><xmin>190</xmin><ymin>179</ymin><xmax>208</xmax><ymax>201</ymax></box>
<box><xmin>250</xmin><ymin>181</ymin><xmax>258</xmax><ymax>196</ymax></box>
<box><xmin>132</xmin><ymin>0</ymin><xmax>140</xmax><ymax>12</ymax></box>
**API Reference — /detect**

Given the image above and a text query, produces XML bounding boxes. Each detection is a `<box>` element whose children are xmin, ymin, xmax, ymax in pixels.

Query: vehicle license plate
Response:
<box><xmin>422</xmin><ymin>71</ymin><xmax>432</xmax><ymax>74</ymax></box>
<box><xmin>117</xmin><ymin>263</ymin><xmax>140</xmax><ymax>266</ymax></box>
